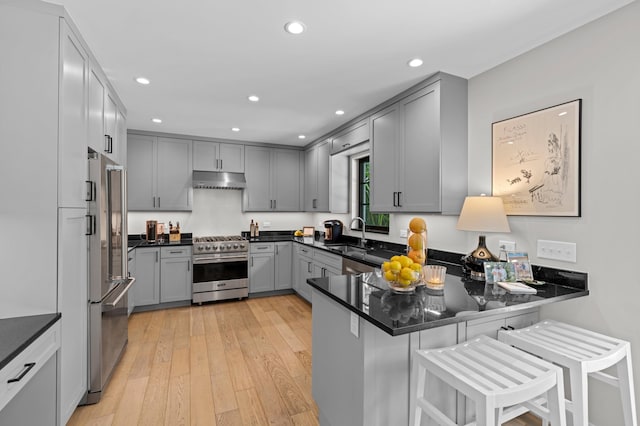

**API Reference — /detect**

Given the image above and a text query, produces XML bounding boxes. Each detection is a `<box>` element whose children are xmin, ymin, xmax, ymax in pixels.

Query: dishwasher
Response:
<box><xmin>342</xmin><ymin>257</ymin><xmax>376</xmax><ymax>275</ymax></box>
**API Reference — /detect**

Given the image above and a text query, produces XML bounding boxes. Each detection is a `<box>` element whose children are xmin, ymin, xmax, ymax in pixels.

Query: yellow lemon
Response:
<box><xmin>397</xmin><ymin>278</ymin><xmax>413</xmax><ymax>287</ymax></box>
<box><xmin>398</xmin><ymin>256</ymin><xmax>413</xmax><ymax>268</ymax></box>
<box><xmin>400</xmin><ymin>267</ymin><xmax>416</xmax><ymax>281</ymax></box>
<box><xmin>390</xmin><ymin>255</ymin><xmax>401</xmax><ymax>263</ymax></box>
<box><xmin>389</xmin><ymin>261</ymin><xmax>402</xmax><ymax>273</ymax></box>
<box><xmin>381</xmin><ymin>261</ymin><xmax>391</xmax><ymax>272</ymax></box>
<box><xmin>409</xmin><ymin>263</ymin><xmax>422</xmax><ymax>272</ymax></box>
<box><xmin>409</xmin><ymin>217</ymin><xmax>427</xmax><ymax>233</ymax></box>
<box><xmin>384</xmin><ymin>270</ymin><xmax>398</xmax><ymax>282</ymax></box>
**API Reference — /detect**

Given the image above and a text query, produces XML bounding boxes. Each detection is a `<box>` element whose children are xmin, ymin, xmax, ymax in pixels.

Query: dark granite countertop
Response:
<box><xmin>0</xmin><ymin>313</ymin><xmax>61</xmax><ymax>371</ymax></box>
<box><xmin>128</xmin><ymin>233</ymin><xmax>193</xmax><ymax>250</ymax></box>
<box><xmin>307</xmin><ymin>272</ymin><xmax>588</xmax><ymax>336</ymax></box>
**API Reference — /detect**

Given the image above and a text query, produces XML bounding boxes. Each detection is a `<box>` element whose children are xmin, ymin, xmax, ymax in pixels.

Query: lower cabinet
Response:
<box><xmin>159</xmin><ymin>246</ymin><xmax>192</xmax><ymax>303</ymax></box>
<box><xmin>131</xmin><ymin>246</ymin><xmax>192</xmax><ymax>308</ymax></box>
<box><xmin>0</xmin><ymin>321</ymin><xmax>60</xmax><ymax>426</ymax></box>
<box><xmin>249</xmin><ymin>242</ymin><xmax>293</xmax><ymax>293</ymax></box>
<box><xmin>293</xmin><ymin>243</ymin><xmax>342</xmax><ymax>303</ymax></box>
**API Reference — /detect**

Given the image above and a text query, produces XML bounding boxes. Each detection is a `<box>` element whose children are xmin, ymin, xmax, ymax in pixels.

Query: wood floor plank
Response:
<box><xmin>263</xmin><ymin>352</ymin><xmax>310</xmax><ymax>416</ymax></box>
<box><xmin>138</xmin><ymin>361</ymin><xmax>171</xmax><ymax>426</ymax></box>
<box><xmin>225</xmin><ymin>348</ymin><xmax>254</xmax><ymax>391</ymax></box>
<box><xmin>165</xmin><ymin>374</ymin><xmax>190</xmax><ymax>426</ymax></box>
<box><xmin>266</xmin><ymin>310</ymin><xmax>307</xmax><ymax>353</ymax></box>
<box><xmin>210</xmin><ymin>372</ymin><xmax>238</xmax><ymax>414</ymax></box>
<box><xmin>235</xmin><ymin>387</ymin><xmax>269</xmax><ymax>426</ymax></box>
<box><xmin>190</xmin><ymin>373</ymin><xmax>216</xmax><ymax>426</ymax></box>
<box><xmin>110</xmin><ymin>376</ymin><xmax>148</xmax><ymax>425</ymax></box>
<box><xmin>215</xmin><ymin>409</ymin><xmax>243</xmax><ymax>426</ymax></box>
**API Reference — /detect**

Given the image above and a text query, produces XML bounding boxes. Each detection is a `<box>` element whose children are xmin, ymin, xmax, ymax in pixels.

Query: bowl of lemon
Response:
<box><xmin>381</xmin><ymin>255</ymin><xmax>423</xmax><ymax>292</ymax></box>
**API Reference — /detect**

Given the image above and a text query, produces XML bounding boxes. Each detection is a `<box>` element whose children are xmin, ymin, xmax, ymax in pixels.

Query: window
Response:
<box><xmin>357</xmin><ymin>156</ymin><xmax>389</xmax><ymax>233</ymax></box>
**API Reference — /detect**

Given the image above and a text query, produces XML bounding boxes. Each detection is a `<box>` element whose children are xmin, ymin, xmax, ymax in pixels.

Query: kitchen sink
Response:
<box><xmin>324</xmin><ymin>243</ymin><xmax>389</xmax><ymax>265</ymax></box>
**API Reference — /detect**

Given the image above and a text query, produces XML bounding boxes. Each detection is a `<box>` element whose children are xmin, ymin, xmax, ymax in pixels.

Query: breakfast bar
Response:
<box><xmin>307</xmin><ymin>269</ymin><xmax>588</xmax><ymax>426</ymax></box>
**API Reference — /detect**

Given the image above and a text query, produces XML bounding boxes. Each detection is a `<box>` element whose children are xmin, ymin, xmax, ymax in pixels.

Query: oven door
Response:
<box><xmin>192</xmin><ymin>255</ymin><xmax>248</xmax><ymax>284</ymax></box>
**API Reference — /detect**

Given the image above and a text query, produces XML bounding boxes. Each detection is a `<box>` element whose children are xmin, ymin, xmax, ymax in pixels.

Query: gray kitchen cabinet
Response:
<box><xmin>370</xmin><ymin>74</ymin><xmax>468</xmax><ymax>214</ymax></box>
<box><xmin>249</xmin><ymin>243</ymin><xmax>275</xmax><ymax>293</ymax></box>
<box><xmin>331</xmin><ymin>119</ymin><xmax>369</xmax><ymax>154</ymax></box>
<box><xmin>127</xmin><ymin>249</ymin><xmax>136</xmax><ymax>316</ymax></box>
<box><xmin>88</xmin><ymin>66</ymin><xmax>125</xmax><ymax>166</ymax></box>
<box><xmin>127</xmin><ymin>134</ymin><xmax>193</xmax><ymax>211</ymax></box>
<box><xmin>243</xmin><ymin>146</ymin><xmax>302</xmax><ymax>211</ymax></box>
<box><xmin>0</xmin><ymin>322</ymin><xmax>60</xmax><ymax>426</ymax></box>
<box><xmin>160</xmin><ymin>246</ymin><xmax>192</xmax><ymax>303</ymax></box>
<box><xmin>294</xmin><ymin>244</ymin><xmax>314</xmax><ymax>302</ymax></box>
<box><xmin>313</xmin><ymin>249</ymin><xmax>342</xmax><ymax>279</ymax></box>
<box><xmin>193</xmin><ymin>140</ymin><xmax>244</xmax><ymax>173</ymax></box>
<box><xmin>304</xmin><ymin>140</ymin><xmax>330</xmax><ymax>211</ymax></box>
<box><xmin>274</xmin><ymin>241</ymin><xmax>293</xmax><ymax>290</ymax></box>
<box><xmin>132</xmin><ymin>247</ymin><xmax>161</xmax><ymax>306</ymax></box>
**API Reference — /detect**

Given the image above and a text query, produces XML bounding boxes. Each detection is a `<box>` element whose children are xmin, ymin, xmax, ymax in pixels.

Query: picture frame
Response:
<box><xmin>506</xmin><ymin>251</ymin><xmax>534</xmax><ymax>281</ymax></box>
<box><xmin>483</xmin><ymin>262</ymin><xmax>516</xmax><ymax>284</ymax></box>
<box><xmin>492</xmin><ymin>99</ymin><xmax>582</xmax><ymax>216</ymax></box>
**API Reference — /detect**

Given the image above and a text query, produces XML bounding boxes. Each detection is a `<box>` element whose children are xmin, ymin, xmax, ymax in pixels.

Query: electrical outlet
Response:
<box><xmin>499</xmin><ymin>240</ymin><xmax>516</xmax><ymax>252</ymax></box>
<box><xmin>262</xmin><ymin>221</ymin><xmax>271</xmax><ymax>229</ymax></box>
<box><xmin>537</xmin><ymin>240</ymin><xmax>577</xmax><ymax>262</ymax></box>
<box><xmin>399</xmin><ymin>229</ymin><xmax>408</xmax><ymax>238</ymax></box>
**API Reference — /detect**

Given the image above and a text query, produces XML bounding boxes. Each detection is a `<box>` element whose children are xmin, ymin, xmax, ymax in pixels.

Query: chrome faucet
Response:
<box><xmin>350</xmin><ymin>217</ymin><xmax>367</xmax><ymax>248</ymax></box>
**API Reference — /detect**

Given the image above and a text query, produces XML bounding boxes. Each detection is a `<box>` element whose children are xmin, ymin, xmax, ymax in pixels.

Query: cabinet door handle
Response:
<box><xmin>313</xmin><ymin>198</ymin><xmax>317</xmax><ymax>209</ymax></box>
<box><xmin>7</xmin><ymin>362</ymin><xmax>36</xmax><ymax>384</ymax></box>
<box><xmin>153</xmin><ymin>196</ymin><xmax>156</xmax><ymax>208</ymax></box>
<box><xmin>397</xmin><ymin>192</ymin><xmax>402</xmax><ymax>207</ymax></box>
<box><xmin>220</xmin><ymin>159</ymin><xmax>223</xmax><ymax>169</ymax></box>
<box><xmin>307</xmin><ymin>262</ymin><xmax>312</xmax><ymax>273</ymax></box>
<box><xmin>342</xmin><ymin>143</ymin><xmax>350</xmax><ymax>148</ymax></box>
<box><xmin>392</xmin><ymin>192</ymin><xmax>397</xmax><ymax>207</ymax></box>
<box><xmin>85</xmin><ymin>180</ymin><xmax>95</xmax><ymax>201</ymax></box>
<box><xmin>169</xmin><ymin>250</ymin><xmax>182</xmax><ymax>254</ymax></box>
<box><xmin>85</xmin><ymin>215</ymin><xmax>95</xmax><ymax>236</ymax></box>
<box><xmin>104</xmin><ymin>135</ymin><xmax>110</xmax><ymax>153</ymax></box>
<box><xmin>251</xmin><ymin>257</ymin><xmax>254</xmax><ymax>267</ymax></box>
<box><xmin>188</xmin><ymin>260</ymin><xmax>190</xmax><ymax>271</ymax></box>
<box><xmin>158</xmin><ymin>197</ymin><xmax>161</xmax><ymax>208</ymax></box>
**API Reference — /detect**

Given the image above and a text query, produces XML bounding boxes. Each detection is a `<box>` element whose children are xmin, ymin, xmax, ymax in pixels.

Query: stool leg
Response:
<box><xmin>617</xmin><ymin>347</ymin><xmax>638</xmax><ymax>426</ymax></box>
<box><xmin>411</xmin><ymin>357</ymin><xmax>426</xmax><ymax>426</ymax></box>
<box><xmin>569</xmin><ymin>368</ymin><xmax>589</xmax><ymax>426</ymax></box>
<box><xmin>475</xmin><ymin>397</ymin><xmax>496</xmax><ymax>426</ymax></box>
<box><xmin>547</xmin><ymin>369</ymin><xmax>567</xmax><ymax>426</ymax></box>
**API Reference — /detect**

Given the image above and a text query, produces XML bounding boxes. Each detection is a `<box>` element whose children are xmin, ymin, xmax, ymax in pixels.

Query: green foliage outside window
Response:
<box><xmin>358</xmin><ymin>157</ymin><xmax>389</xmax><ymax>233</ymax></box>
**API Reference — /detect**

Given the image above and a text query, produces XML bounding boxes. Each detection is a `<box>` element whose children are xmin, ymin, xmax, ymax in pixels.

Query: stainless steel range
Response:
<box><xmin>192</xmin><ymin>235</ymin><xmax>249</xmax><ymax>303</ymax></box>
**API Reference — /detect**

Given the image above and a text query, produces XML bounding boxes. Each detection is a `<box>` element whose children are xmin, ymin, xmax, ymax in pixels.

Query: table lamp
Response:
<box><xmin>456</xmin><ymin>195</ymin><xmax>510</xmax><ymax>280</ymax></box>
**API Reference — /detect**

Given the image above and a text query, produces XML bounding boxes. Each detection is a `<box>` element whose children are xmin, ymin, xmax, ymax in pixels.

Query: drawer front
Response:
<box><xmin>0</xmin><ymin>321</ymin><xmax>61</xmax><ymax>412</ymax></box>
<box><xmin>314</xmin><ymin>250</ymin><xmax>342</xmax><ymax>270</ymax></box>
<box><xmin>160</xmin><ymin>246</ymin><xmax>192</xmax><ymax>259</ymax></box>
<box><xmin>296</xmin><ymin>244</ymin><xmax>313</xmax><ymax>258</ymax></box>
<box><xmin>250</xmin><ymin>242</ymin><xmax>274</xmax><ymax>254</ymax></box>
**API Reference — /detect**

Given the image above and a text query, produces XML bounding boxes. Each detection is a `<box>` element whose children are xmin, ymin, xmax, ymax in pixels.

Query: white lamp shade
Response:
<box><xmin>456</xmin><ymin>196</ymin><xmax>510</xmax><ymax>233</ymax></box>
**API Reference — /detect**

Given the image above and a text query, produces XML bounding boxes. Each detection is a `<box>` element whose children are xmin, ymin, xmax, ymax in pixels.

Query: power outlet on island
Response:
<box><xmin>399</xmin><ymin>229</ymin><xmax>408</xmax><ymax>238</ymax></box>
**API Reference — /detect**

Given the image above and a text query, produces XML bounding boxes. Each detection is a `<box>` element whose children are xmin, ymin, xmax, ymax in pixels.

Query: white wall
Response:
<box><xmin>468</xmin><ymin>2</ymin><xmax>640</xmax><ymax>423</ymax></box>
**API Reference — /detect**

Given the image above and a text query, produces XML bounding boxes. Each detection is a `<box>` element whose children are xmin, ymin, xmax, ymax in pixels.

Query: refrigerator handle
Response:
<box><xmin>85</xmin><ymin>180</ymin><xmax>95</xmax><ymax>201</ymax></box>
<box><xmin>105</xmin><ymin>278</ymin><xmax>135</xmax><ymax>307</ymax></box>
<box><xmin>85</xmin><ymin>215</ymin><xmax>95</xmax><ymax>236</ymax></box>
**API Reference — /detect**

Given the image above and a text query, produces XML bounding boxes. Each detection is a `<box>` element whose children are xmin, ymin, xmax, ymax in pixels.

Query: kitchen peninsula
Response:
<box><xmin>308</xmin><ymin>268</ymin><xmax>588</xmax><ymax>425</ymax></box>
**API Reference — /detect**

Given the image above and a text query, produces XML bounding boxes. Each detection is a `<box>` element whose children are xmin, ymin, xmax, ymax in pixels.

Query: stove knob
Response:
<box><xmin>226</xmin><ymin>244</ymin><xmax>232</xmax><ymax>250</ymax></box>
<box><xmin>218</xmin><ymin>245</ymin><xmax>225</xmax><ymax>251</ymax></box>
<box><xmin>205</xmin><ymin>244</ymin><xmax>211</xmax><ymax>250</ymax></box>
<box><xmin>198</xmin><ymin>246</ymin><xmax>204</xmax><ymax>251</ymax></box>
<box><xmin>212</xmin><ymin>244</ymin><xmax>218</xmax><ymax>251</ymax></box>
<box><xmin>233</xmin><ymin>243</ymin><xmax>239</xmax><ymax>249</ymax></box>
<box><xmin>239</xmin><ymin>243</ymin><xmax>246</xmax><ymax>249</ymax></box>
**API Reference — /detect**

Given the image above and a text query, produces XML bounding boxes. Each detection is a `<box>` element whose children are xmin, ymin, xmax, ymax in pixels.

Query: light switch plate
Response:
<box><xmin>262</xmin><ymin>221</ymin><xmax>271</xmax><ymax>229</ymax></box>
<box><xmin>537</xmin><ymin>240</ymin><xmax>577</xmax><ymax>262</ymax></box>
<box><xmin>400</xmin><ymin>229</ymin><xmax>408</xmax><ymax>238</ymax></box>
<box><xmin>350</xmin><ymin>312</ymin><xmax>359</xmax><ymax>338</ymax></box>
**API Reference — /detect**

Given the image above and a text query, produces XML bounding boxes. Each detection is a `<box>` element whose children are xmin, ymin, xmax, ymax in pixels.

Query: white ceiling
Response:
<box><xmin>49</xmin><ymin>0</ymin><xmax>633</xmax><ymax>147</ymax></box>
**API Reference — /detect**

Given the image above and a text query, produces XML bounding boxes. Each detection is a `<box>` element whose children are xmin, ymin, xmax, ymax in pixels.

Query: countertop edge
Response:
<box><xmin>307</xmin><ymin>278</ymin><xmax>589</xmax><ymax>336</ymax></box>
<box><xmin>0</xmin><ymin>313</ymin><xmax>62</xmax><ymax>371</ymax></box>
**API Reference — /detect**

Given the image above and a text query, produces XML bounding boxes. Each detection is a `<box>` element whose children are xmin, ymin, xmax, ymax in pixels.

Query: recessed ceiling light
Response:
<box><xmin>135</xmin><ymin>77</ymin><xmax>150</xmax><ymax>85</ymax></box>
<box><xmin>232</xmin><ymin>127</ymin><xmax>240</xmax><ymax>132</ymax></box>
<box><xmin>151</xmin><ymin>118</ymin><xmax>162</xmax><ymax>123</ymax></box>
<box><xmin>298</xmin><ymin>135</ymin><xmax>306</xmax><ymax>139</ymax></box>
<box><xmin>284</xmin><ymin>21</ymin><xmax>305</xmax><ymax>35</ymax></box>
<box><xmin>335</xmin><ymin>110</ymin><xmax>345</xmax><ymax>116</ymax></box>
<box><xmin>248</xmin><ymin>95</ymin><xmax>260</xmax><ymax>102</ymax></box>
<box><xmin>408</xmin><ymin>58</ymin><xmax>423</xmax><ymax>68</ymax></box>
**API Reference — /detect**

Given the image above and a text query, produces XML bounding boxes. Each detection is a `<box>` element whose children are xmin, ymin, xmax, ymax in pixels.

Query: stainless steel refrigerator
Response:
<box><xmin>84</xmin><ymin>151</ymin><xmax>135</xmax><ymax>404</ymax></box>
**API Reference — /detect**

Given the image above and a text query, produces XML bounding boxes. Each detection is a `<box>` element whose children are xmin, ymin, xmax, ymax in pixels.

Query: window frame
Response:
<box><xmin>354</xmin><ymin>156</ymin><xmax>389</xmax><ymax>234</ymax></box>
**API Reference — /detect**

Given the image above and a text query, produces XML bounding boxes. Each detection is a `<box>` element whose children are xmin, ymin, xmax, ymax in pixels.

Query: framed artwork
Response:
<box><xmin>483</xmin><ymin>262</ymin><xmax>516</xmax><ymax>284</ymax></box>
<box><xmin>492</xmin><ymin>99</ymin><xmax>582</xmax><ymax>216</ymax></box>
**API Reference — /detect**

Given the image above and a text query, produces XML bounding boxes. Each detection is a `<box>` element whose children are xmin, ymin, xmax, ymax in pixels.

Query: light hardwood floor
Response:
<box><xmin>68</xmin><ymin>294</ymin><xmax>540</xmax><ymax>426</ymax></box>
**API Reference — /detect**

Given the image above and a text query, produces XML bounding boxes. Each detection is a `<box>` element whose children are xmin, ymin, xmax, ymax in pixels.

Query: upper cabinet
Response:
<box><xmin>304</xmin><ymin>140</ymin><xmax>330</xmax><ymax>211</ymax></box>
<box><xmin>244</xmin><ymin>146</ymin><xmax>302</xmax><ymax>212</ymax></box>
<box><xmin>128</xmin><ymin>134</ymin><xmax>193</xmax><ymax>211</ymax></box>
<box><xmin>193</xmin><ymin>140</ymin><xmax>244</xmax><ymax>173</ymax></box>
<box><xmin>370</xmin><ymin>73</ymin><xmax>468</xmax><ymax>214</ymax></box>
<box><xmin>88</xmin><ymin>68</ymin><xmax>126</xmax><ymax>165</ymax></box>
<box><xmin>331</xmin><ymin>119</ymin><xmax>369</xmax><ymax>154</ymax></box>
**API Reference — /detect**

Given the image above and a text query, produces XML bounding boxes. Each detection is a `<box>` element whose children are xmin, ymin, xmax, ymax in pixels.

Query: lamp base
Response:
<box><xmin>461</xmin><ymin>235</ymin><xmax>498</xmax><ymax>281</ymax></box>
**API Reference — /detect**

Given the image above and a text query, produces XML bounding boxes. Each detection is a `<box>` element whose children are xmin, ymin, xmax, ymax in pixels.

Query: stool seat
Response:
<box><xmin>499</xmin><ymin>320</ymin><xmax>637</xmax><ymax>426</ymax></box>
<box><xmin>411</xmin><ymin>335</ymin><xmax>566</xmax><ymax>426</ymax></box>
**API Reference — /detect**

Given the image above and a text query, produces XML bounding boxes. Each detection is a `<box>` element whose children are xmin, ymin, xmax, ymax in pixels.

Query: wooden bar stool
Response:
<box><xmin>411</xmin><ymin>335</ymin><xmax>566</xmax><ymax>426</ymax></box>
<box><xmin>498</xmin><ymin>320</ymin><xmax>637</xmax><ymax>426</ymax></box>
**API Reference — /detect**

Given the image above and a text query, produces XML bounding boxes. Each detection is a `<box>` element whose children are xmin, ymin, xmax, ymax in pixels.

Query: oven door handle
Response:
<box><xmin>193</xmin><ymin>255</ymin><xmax>248</xmax><ymax>264</ymax></box>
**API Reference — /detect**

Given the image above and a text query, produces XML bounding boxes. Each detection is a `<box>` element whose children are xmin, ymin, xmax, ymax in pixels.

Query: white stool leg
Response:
<box><xmin>617</xmin><ymin>347</ymin><xmax>638</xmax><ymax>426</ymax></box>
<box><xmin>546</xmin><ymin>368</ymin><xmax>567</xmax><ymax>426</ymax></box>
<box><xmin>569</xmin><ymin>367</ymin><xmax>589</xmax><ymax>426</ymax></box>
<box><xmin>475</xmin><ymin>396</ymin><xmax>495</xmax><ymax>426</ymax></box>
<box><xmin>412</xmin><ymin>355</ymin><xmax>425</xmax><ymax>426</ymax></box>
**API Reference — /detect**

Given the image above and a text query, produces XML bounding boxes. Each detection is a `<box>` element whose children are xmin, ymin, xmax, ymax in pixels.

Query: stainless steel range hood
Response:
<box><xmin>192</xmin><ymin>171</ymin><xmax>246</xmax><ymax>189</ymax></box>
